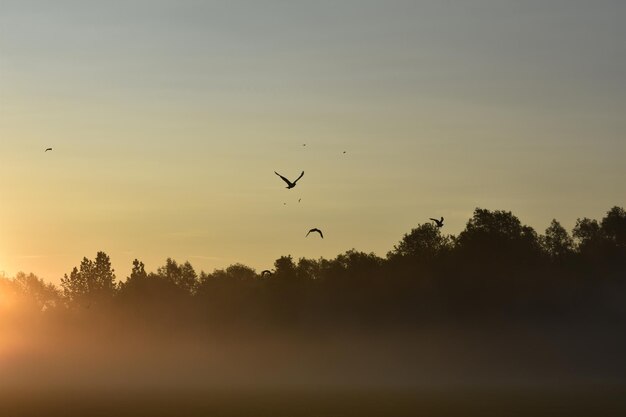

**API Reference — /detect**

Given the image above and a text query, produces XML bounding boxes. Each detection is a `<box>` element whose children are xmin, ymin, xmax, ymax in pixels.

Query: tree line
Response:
<box><xmin>2</xmin><ymin>206</ymin><xmax>625</xmax><ymax>329</ymax></box>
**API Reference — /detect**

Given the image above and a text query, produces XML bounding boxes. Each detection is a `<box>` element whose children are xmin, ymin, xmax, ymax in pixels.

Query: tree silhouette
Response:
<box><xmin>456</xmin><ymin>208</ymin><xmax>540</xmax><ymax>266</ymax></box>
<box><xmin>130</xmin><ymin>259</ymin><xmax>147</xmax><ymax>280</ymax></box>
<box><xmin>60</xmin><ymin>251</ymin><xmax>116</xmax><ymax>305</ymax></box>
<box><xmin>296</xmin><ymin>257</ymin><xmax>321</xmax><ymax>281</ymax></box>
<box><xmin>157</xmin><ymin>258</ymin><xmax>198</xmax><ymax>294</ymax></box>
<box><xmin>575</xmin><ymin>206</ymin><xmax>626</xmax><ymax>270</ymax></box>
<box><xmin>118</xmin><ymin>259</ymin><xmax>153</xmax><ymax>297</ymax></box>
<box><xmin>541</xmin><ymin>219</ymin><xmax>574</xmax><ymax>261</ymax></box>
<box><xmin>4</xmin><ymin>205</ymin><xmax>625</xmax><ymax>329</ymax></box>
<box><xmin>601</xmin><ymin>206</ymin><xmax>626</xmax><ymax>248</ymax></box>
<box><xmin>388</xmin><ymin>223</ymin><xmax>451</xmax><ymax>262</ymax></box>
<box><xmin>13</xmin><ymin>272</ymin><xmax>61</xmax><ymax>311</ymax></box>
<box><xmin>573</xmin><ymin>217</ymin><xmax>602</xmax><ymax>249</ymax></box>
<box><xmin>273</xmin><ymin>255</ymin><xmax>297</xmax><ymax>280</ymax></box>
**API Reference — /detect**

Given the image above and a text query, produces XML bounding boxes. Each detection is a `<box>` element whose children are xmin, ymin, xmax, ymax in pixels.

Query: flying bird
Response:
<box><xmin>430</xmin><ymin>217</ymin><xmax>444</xmax><ymax>228</ymax></box>
<box><xmin>261</xmin><ymin>270</ymin><xmax>273</xmax><ymax>277</ymax></box>
<box><xmin>45</xmin><ymin>148</ymin><xmax>53</xmax><ymax>152</ymax></box>
<box><xmin>306</xmin><ymin>228</ymin><xmax>324</xmax><ymax>239</ymax></box>
<box><xmin>274</xmin><ymin>171</ymin><xmax>304</xmax><ymax>189</ymax></box>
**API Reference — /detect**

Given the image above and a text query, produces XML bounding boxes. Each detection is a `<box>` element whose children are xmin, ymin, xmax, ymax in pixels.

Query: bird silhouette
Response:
<box><xmin>45</xmin><ymin>148</ymin><xmax>53</xmax><ymax>152</ymax></box>
<box><xmin>274</xmin><ymin>171</ymin><xmax>304</xmax><ymax>189</ymax></box>
<box><xmin>430</xmin><ymin>217</ymin><xmax>444</xmax><ymax>228</ymax></box>
<box><xmin>306</xmin><ymin>228</ymin><xmax>324</xmax><ymax>239</ymax></box>
<box><xmin>261</xmin><ymin>270</ymin><xmax>273</xmax><ymax>277</ymax></box>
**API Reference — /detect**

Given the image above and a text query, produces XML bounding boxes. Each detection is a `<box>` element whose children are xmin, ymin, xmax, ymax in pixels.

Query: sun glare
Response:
<box><xmin>0</xmin><ymin>284</ymin><xmax>17</xmax><ymax>313</ymax></box>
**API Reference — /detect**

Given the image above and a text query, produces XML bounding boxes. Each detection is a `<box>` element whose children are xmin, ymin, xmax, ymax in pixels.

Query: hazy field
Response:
<box><xmin>3</xmin><ymin>317</ymin><xmax>625</xmax><ymax>416</ymax></box>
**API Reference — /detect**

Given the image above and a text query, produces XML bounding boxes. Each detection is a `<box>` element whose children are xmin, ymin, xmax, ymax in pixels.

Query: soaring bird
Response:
<box><xmin>306</xmin><ymin>228</ymin><xmax>324</xmax><ymax>239</ymax></box>
<box><xmin>45</xmin><ymin>148</ymin><xmax>53</xmax><ymax>152</ymax></box>
<box><xmin>274</xmin><ymin>171</ymin><xmax>304</xmax><ymax>189</ymax></box>
<box><xmin>430</xmin><ymin>217</ymin><xmax>444</xmax><ymax>228</ymax></box>
<box><xmin>261</xmin><ymin>270</ymin><xmax>273</xmax><ymax>277</ymax></box>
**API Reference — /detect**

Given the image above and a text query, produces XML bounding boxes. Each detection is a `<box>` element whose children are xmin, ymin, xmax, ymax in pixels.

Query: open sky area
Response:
<box><xmin>1</xmin><ymin>0</ymin><xmax>624</xmax><ymax>283</ymax></box>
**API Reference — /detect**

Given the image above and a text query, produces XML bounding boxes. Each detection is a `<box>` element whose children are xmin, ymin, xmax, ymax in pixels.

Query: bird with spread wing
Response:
<box><xmin>274</xmin><ymin>171</ymin><xmax>304</xmax><ymax>189</ymax></box>
<box><xmin>430</xmin><ymin>217</ymin><xmax>444</xmax><ymax>228</ymax></box>
<box><xmin>306</xmin><ymin>228</ymin><xmax>324</xmax><ymax>239</ymax></box>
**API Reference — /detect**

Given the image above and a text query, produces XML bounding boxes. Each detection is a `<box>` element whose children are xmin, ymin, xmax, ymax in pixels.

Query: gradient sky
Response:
<box><xmin>1</xmin><ymin>0</ymin><xmax>624</xmax><ymax>283</ymax></box>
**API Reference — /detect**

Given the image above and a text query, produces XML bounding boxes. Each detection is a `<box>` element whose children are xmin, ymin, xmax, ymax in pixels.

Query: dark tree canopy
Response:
<box><xmin>601</xmin><ymin>206</ymin><xmax>626</xmax><ymax>247</ymax></box>
<box><xmin>157</xmin><ymin>258</ymin><xmax>198</xmax><ymax>294</ymax></box>
<box><xmin>273</xmin><ymin>255</ymin><xmax>297</xmax><ymax>280</ymax></box>
<box><xmin>456</xmin><ymin>208</ymin><xmax>540</xmax><ymax>267</ymax></box>
<box><xmin>6</xmin><ymin>205</ymin><xmax>625</xmax><ymax>327</ymax></box>
<box><xmin>388</xmin><ymin>223</ymin><xmax>451</xmax><ymax>261</ymax></box>
<box><xmin>541</xmin><ymin>219</ymin><xmax>574</xmax><ymax>260</ymax></box>
<box><xmin>60</xmin><ymin>251</ymin><xmax>116</xmax><ymax>304</ymax></box>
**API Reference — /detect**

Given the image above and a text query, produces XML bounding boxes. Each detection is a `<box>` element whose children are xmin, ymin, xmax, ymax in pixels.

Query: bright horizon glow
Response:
<box><xmin>1</xmin><ymin>0</ymin><xmax>625</xmax><ymax>284</ymax></box>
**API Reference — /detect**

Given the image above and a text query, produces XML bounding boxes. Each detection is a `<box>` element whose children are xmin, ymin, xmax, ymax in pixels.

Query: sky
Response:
<box><xmin>1</xmin><ymin>0</ymin><xmax>624</xmax><ymax>283</ymax></box>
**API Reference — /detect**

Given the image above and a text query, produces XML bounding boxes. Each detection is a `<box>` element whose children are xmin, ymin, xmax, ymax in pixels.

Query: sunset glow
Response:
<box><xmin>1</xmin><ymin>2</ymin><xmax>625</xmax><ymax>416</ymax></box>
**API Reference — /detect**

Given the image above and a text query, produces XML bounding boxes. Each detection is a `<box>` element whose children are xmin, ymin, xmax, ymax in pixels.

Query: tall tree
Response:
<box><xmin>541</xmin><ymin>219</ymin><xmax>574</xmax><ymax>260</ymax></box>
<box><xmin>456</xmin><ymin>208</ymin><xmax>540</xmax><ymax>263</ymax></box>
<box><xmin>573</xmin><ymin>217</ymin><xmax>604</xmax><ymax>259</ymax></box>
<box><xmin>118</xmin><ymin>259</ymin><xmax>148</xmax><ymax>292</ymax></box>
<box><xmin>157</xmin><ymin>258</ymin><xmax>198</xmax><ymax>294</ymax></box>
<box><xmin>61</xmin><ymin>251</ymin><xmax>116</xmax><ymax>303</ymax></box>
<box><xmin>388</xmin><ymin>223</ymin><xmax>451</xmax><ymax>261</ymax></box>
<box><xmin>274</xmin><ymin>255</ymin><xmax>297</xmax><ymax>280</ymax></box>
<box><xmin>13</xmin><ymin>272</ymin><xmax>61</xmax><ymax>311</ymax></box>
<box><xmin>601</xmin><ymin>206</ymin><xmax>626</xmax><ymax>248</ymax></box>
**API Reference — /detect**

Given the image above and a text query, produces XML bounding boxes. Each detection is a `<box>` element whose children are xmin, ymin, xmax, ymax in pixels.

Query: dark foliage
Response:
<box><xmin>4</xmin><ymin>206</ymin><xmax>625</xmax><ymax>329</ymax></box>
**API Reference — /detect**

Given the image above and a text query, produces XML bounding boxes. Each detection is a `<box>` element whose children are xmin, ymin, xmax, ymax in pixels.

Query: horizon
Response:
<box><xmin>0</xmin><ymin>204</ymin><xmax>622</xmax><ymax>285</ymax></box>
